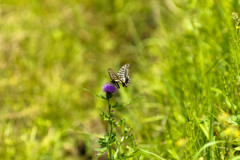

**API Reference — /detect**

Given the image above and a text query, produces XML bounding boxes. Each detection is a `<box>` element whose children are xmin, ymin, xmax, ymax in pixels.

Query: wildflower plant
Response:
<box><xmin>83</xmin><ymin>83</ymin><xmax>140</xmax><ymax>159</ymax></box>
<box><xmin>232</xmin><ymin>12</ymin><xmax>240</xmax><ymax>32</ymax></box>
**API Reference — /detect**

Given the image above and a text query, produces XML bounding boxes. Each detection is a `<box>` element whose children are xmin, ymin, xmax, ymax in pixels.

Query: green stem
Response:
<box><xmin>209</xmin><ymin>104</ymin><xmax>214</xmax><ymax>160</ymax></box>
<box><xmin>107</xmin><ymin>98</ymin><xmax>113</xmax><ymax>160</ymax></box>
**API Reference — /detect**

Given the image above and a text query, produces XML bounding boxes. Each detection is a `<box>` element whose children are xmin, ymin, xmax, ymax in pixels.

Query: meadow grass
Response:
<box><xmin>0</xmin><ymin>0</ymin><xmax>240</xmax><ymax>159</ymax></box>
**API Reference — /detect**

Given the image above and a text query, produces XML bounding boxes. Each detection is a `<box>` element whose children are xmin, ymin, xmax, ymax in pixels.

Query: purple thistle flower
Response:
<box><xmin>102</xmin><ymin>83</ymin><xmax>118</xmax><ymax>93</ymax></box>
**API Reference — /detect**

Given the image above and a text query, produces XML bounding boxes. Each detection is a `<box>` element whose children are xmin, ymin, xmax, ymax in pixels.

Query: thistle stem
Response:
<box><xmin>107</xmin><ymin>98</ymin><xmax>113</xmax><ymax>159</ymax></box>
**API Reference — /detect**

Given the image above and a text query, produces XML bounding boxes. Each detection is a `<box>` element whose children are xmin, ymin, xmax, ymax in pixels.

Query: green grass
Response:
<box><xmin>1</xmin><ymin>0</ymin><xmax>240</xmax><ymax>159</ymax></box>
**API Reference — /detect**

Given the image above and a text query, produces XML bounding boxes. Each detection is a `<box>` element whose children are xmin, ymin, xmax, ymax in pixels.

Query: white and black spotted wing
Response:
<box><xmin>108</xmin><ymin>68</ymin><xmax>121</xmax><ymax>88</ymax></box>
<box><xmin>117</xmin><ymin>63</ymin><xmax>130</xmax><ymax>87</ymax></box>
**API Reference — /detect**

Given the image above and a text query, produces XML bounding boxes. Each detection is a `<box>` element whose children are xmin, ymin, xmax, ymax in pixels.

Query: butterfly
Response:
<box><xmin>108</xmin><ymin>64</ymin><xmax>130</xmax><ymax>88</ymax></box>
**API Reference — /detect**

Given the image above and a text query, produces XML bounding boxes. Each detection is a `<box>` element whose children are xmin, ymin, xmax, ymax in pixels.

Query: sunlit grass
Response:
<box><xmin>0</xmin><ymin>0</ymin><xmax>240</xmax><ymax>159</ymax></box>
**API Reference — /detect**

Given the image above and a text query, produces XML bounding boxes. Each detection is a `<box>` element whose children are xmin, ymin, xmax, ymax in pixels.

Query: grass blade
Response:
<box><xmin>193</xmin><ymin>141</ymin><xmax>225</xmax><ymax>160</ymax></box>
<box><xmin>139</xmin><ymin>148</ymin><xmax>166</xmax><ymax>160</ymax></box>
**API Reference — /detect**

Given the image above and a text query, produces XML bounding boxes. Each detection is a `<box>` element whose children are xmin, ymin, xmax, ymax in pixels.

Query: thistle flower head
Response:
<box><xmin>102</xmin><ymin>83</ymin><xmax>118</xmax><ymax>93</ymax></box>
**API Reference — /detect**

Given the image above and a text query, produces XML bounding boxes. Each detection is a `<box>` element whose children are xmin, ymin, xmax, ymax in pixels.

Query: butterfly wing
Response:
<box><xmin>108</xmin><ymin>68</ymin><xmax>121</xmax><ymax>88</ymax></box>
<box><xmin>117</xmin><ymin>64</ymin><xmax>130</xmax><ymax>87</ymax></box>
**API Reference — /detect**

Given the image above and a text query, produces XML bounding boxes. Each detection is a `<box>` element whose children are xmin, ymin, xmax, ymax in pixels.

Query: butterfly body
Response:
<box><xmin>108</xmin><ymin>64</ymin><xmax>130</xmax><ymax>88</ymax></box>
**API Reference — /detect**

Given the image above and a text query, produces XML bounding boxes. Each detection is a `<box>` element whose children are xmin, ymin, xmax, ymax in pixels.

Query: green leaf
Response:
<box><xmin>124</xmin><ymin>148</ymin><xmax>140</xmax><ymax>158</ymax></box>
<box><xmin>234</xmin><ymin>147</ymin><xmax>240</xmax><ymax>151</ymax></box>
<box><xmin>231</xmin><ymin>156</ymin><xmax>240</xmax><ymax>160</ymax></box>
<box><xmin>193</xmin><ymin>141</ymin><xmax>225</xmax><ymax>160</ymax></box>
<box><xmin>114</xmin><ymin>147</ymin><xmax>119</xmax><ymax>159</ymax></box>
<box><xmin>119</xmin><ymin>151</ymin><xmax>137</xmax><ymax>159</ymax></box>
<box><xmin>96</xmin><ymin>147</ymin><xmax>107</xmax><ymax>158</ymax></box>
<box><xmin>99</xmin><ymin>109</ymin><xmax>110</xmax><ymax>121</ymax></box>
<box><xmin>109</xmin><ymin>132</ymin><xmax>117</xmax><ymax>145</ymax></box>
<box><xmin>114</xmin><ymin>119</ymin><xmax>125</xmax><ymax>127</ymax></box>
<box><xmin>95</xmin><ymin>147</ymin><xmax>107</xmax><ymax>152</ymax></box>
<box><xmin>199</xmin><ymin>123</ymin><xmax>209</xmax><ymax>140</ymax></box>
<box><xmin>112</xmin><ymin>97</ymin><xmax>144</xmax><ymax>108</ymax></box>
<box><xmin>123</xmin><ymin>96</ymin><xmax>144</xmax><ymax>107</ymax></box>
<box><xmin>82</xmin><ymin>88</ymin><xmax>107</xmax><ymax>100</ymax></box>
<box><xmin>112</xmin><ymin>102</ymin><xmax>123</xmax><ymax>108</ymax></box>
<box><xmin>97</xmin><ymin>133</ymin><xmax>109</xmax><ymax>148</ymax></box>
<box><xmin>97</xmin><ymin>138</ymin><xmax>108</xmax><ymax>148</ymax></box>
<box><xmin>227</xmin><ymin>115</ymin><xmax>240</xmax><ymax>125</ymax></box>
<box><xmin>139</xmin><ymin>148</ymin><xmax>166</xmax><ymax>160</ymax></box>
<box><xmin>124</xmin><ymin>126</ymin><xmax>132</xmax><ymax>133</ymax></box>
<box><xmin>124</xmin><ymin>134</ymin><xmax>134</xmax><ymax>141</ymax></box>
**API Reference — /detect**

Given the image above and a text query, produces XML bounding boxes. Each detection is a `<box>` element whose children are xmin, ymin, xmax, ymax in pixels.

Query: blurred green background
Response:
<box><xmin>1</xmin><ymin>0</ymin><xmax>240</xmax><ymax>159</ymax></box>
